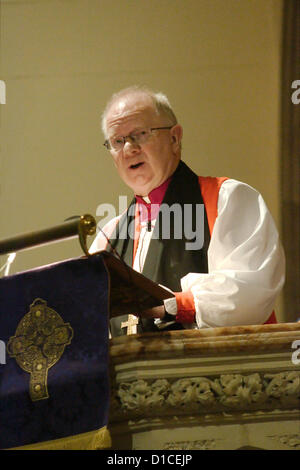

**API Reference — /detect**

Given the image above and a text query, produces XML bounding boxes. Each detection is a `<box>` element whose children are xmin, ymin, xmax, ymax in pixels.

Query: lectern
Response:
<box><xmin>0</xmin><ymin>215</ymin><xmax>171</xmax><ymax>449</ymax></box>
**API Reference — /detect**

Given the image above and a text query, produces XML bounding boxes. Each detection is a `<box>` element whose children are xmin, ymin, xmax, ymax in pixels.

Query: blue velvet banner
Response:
<box><xmin>0</xmin><ymin>254</ymin><xmax>110</xmax><ymax>449</ymax></box>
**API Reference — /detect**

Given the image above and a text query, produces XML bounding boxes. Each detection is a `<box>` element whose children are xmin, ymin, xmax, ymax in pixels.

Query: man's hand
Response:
<box><xmin>139</xmin><ymin>305</ymin><xmax>166</xmax><ymax>319</ymax></box>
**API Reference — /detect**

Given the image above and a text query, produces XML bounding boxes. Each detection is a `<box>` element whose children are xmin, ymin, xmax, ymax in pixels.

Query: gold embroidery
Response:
<box><xmin>7</xmin><ymin>426</ymin><xmax>111</xmax><ymax>450</ymax></box>
<box><xmin>7</xmin><ymin>298</ymin><xmax>73</xmax><ymax>402</ymax></box>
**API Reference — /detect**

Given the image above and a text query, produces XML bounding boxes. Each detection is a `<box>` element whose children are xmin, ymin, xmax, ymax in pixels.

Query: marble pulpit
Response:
<box><xmin>108</xmin><ymin>322</ymin><xmax>300</xmax><ymax>450</ymax></box>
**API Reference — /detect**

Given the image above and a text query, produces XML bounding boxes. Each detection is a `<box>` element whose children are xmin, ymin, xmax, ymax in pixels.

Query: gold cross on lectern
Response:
<box><xmin>121</xmin><ymin>314</ymin><xmax>139</xmax><ymax>335</ymax></box>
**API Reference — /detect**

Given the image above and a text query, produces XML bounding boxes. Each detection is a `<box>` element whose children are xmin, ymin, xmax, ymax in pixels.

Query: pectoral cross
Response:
<box><xmin>121</xmin><ymin>314</ymin><xmax>139</xmax><ymax>335</ymax></box>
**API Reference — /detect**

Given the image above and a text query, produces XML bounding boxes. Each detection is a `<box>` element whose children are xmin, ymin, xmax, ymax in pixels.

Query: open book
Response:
<box><xmin>99</xmin><ymin>250</ymin><xmax>174</xmax><ymax>318</ymax></box>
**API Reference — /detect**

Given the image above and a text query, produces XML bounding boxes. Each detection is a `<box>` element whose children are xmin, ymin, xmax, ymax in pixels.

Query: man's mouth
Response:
<box><xmin>129</xmin><ymin>162</ymin><xmax>144</xmax><ymax>170</ymax></box>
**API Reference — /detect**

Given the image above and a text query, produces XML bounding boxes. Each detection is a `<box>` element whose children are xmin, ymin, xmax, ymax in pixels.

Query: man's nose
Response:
<box><xmin>123</xmin><ymin>138</ymin><xmax>141</xmax><ymax>155</ymax></box>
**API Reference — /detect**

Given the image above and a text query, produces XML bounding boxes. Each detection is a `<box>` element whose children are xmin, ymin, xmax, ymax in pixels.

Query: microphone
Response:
<box><xmin>0</xmin><ymin>252</ymin><xmax>17</xmax><ymax>277</ymax></box>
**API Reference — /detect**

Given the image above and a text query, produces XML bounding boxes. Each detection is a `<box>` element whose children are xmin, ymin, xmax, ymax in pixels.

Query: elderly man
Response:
<box><xmin>90</xmin><ymin>86</ymin><xmax>285</xmax><ymax>336</ymax></box>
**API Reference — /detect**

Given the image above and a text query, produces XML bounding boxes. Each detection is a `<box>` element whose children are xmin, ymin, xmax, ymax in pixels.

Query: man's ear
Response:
<box><xmin>171</xmin><ymin>124</ymin><xmax>183</xmax><ymax>149</ymax></box>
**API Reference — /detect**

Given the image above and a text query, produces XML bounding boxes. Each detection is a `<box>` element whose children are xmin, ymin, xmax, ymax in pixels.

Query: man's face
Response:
<box><xmin>105</xmin><ymin>94</ymin><xmax>182</xmax><ymax>196</ymax></box>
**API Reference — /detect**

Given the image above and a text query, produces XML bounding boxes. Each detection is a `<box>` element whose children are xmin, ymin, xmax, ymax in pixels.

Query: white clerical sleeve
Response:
<box><xmin>181</xmin><ymin>179</ymin><xmax>285</xmax><ymax>328</ymax></box>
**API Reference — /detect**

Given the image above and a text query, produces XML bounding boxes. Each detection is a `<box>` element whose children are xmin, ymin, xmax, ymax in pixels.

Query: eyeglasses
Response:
<box><xmin>103</xmin><ymin>126</ymin><xmax>173</xmax><ymax>151</ymax></box>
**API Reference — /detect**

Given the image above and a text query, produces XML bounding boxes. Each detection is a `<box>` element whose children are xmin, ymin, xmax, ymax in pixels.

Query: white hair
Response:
<box><xmin>101</xmin><ymin>85</ymin><xmax>178</xmax><ymax>137</ymax></box>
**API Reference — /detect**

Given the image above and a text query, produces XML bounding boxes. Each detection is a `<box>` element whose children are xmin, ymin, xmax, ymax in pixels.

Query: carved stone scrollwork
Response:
<box><xmin>264</xmin><ymin>372</ymin><xmax>300</xmax><ymax>406</ymax></box>
<box><xmin>217</xmin><ymin>373</ymin><xmax>267</xmax><ymax>408</ymax></box>
<box><xmin>118</xmin><ymin>379</ymin><xmax>169</xmax><ymax>411</ymax></box>
<box><xmin>268</xmin><ymin>434</ymin><xmax>300</xmax><ymax>449</ymax></box>
<box><xmin>166</xmin><ymin>377</ymin><xmax>217</xmax><ymax>408</ymax></box>
<box><xmin>163</xmin><ymin>439</ymin><xmax>217</xmax><ymax>450</ymax></box>
<box><xmin>110</xmin><ymin>371</ymin><xmax>300</xmax><ymax>419</ymax></box>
